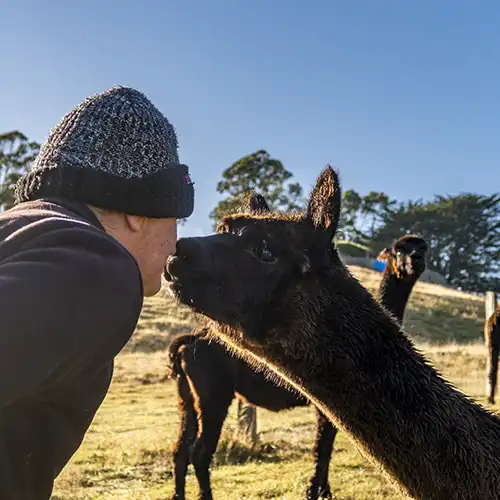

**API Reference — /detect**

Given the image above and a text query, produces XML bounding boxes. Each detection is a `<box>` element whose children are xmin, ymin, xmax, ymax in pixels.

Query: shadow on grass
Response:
<box><xmin>73</xmin><ymin>448</ymin><xmax>173</xmax><ymax>490</ymax></box>
<box><xmin>213</xmin><ymin>436</ymin><xmax>306</xmax><ymax>466</ymax></box>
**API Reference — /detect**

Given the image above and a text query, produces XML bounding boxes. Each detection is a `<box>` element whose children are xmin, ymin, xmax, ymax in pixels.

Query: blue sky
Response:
<box><xmin>1</xmin><ymin>1</ymin><xmax>499</xmax><ymax>236</ymax></box>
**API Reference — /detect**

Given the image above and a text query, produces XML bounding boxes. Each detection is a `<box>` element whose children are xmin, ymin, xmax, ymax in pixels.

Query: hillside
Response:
<box><xmin>52</xmin><ymin>265</ymin><xmax>490</xmax><ymax>500</ymax></box>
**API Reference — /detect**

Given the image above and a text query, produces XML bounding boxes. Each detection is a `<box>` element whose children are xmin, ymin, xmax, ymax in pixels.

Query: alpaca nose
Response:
<box><xmin>176</xmin><ymin>237</ymin><xmax>205</xmax><ymax>262</ymax></box>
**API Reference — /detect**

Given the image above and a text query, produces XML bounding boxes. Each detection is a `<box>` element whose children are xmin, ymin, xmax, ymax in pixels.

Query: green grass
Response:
<box><xmin>52</xmin><ymin>266</ymin><xmax>492</xmax><ymax>499</ymax></box>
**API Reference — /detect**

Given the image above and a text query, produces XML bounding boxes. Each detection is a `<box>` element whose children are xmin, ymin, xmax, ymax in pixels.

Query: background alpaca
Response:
<box><xmin>376</xmin><ymin>234</ymin><xmax>427</xmax><ymax>323</ymax></box>
<box><xmin>485</xmin><ymin>304</ymin><xmax>500</xmax><ymax>404</ymax></box>
<box><xmin>167</xmin><ymin>198</ymin><xmax>427</xmax><ymax>500</ymax></box>
<box><xmin>165</xmin><ymin>166</ymin><xmax>500</xmax><ymax>499</ymax></box>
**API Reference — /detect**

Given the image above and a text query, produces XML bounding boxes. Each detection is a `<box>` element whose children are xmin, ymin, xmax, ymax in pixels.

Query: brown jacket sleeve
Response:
<box><xmin>0</xmin><ymin>221</ymin><xmax>143</xmax><ymax>408</ymax></box>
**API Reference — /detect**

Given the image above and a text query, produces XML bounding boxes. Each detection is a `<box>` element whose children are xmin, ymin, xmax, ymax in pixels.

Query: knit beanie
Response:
<box><xmin>15</xmin><ymin>86</ymin><xmax>194</xmax><ymax>218</ymax></box>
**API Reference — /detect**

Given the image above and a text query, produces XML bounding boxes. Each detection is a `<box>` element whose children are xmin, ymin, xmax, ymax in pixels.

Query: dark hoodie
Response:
<box><xmin>0</xmin><ymin>198</ymin><xmax>143</xmax><ymax>499</ymax></box>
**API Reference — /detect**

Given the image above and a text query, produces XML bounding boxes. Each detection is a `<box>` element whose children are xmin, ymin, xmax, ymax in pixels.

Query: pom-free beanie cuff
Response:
<box><xmin>15</xmin><ymin>162</ymin><xmax>194</xmax><ymax>218</ymax></box>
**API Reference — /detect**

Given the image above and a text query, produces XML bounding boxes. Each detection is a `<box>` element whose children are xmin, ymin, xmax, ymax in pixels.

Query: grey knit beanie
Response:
<box><xmin>15</xmin><ymin>86</ymin><xmax>194</xmax><ymax>218</ymax></box>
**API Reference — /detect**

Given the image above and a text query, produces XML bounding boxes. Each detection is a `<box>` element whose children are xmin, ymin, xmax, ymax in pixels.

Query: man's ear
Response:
<box><xmin>306</xmin><ymin>166</ymin><xmax>341</xmax><ymax>246</ymax></box>
<box><xmin>125</xmin><ymin>214</ymin><xmax>147</xmax><ymax>233</ymax></box>
<box><xmin>246</xmin><ymin>192</ymin><xmax>271</xmax><ymax>214</ymax></box>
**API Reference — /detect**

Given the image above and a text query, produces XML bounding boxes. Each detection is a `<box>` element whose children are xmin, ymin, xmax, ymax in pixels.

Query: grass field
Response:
<box><xmin>52</xmin><ymin>265</ymin><xmax>494</xmax><ymax>500</ymax></box>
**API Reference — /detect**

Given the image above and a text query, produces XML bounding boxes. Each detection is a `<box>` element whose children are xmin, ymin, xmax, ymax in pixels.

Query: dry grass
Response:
<box><xmin>52</xmin><ymin>266</ymin><xmax>492</xmax><ymax>499</ymax></box>
<box><xmin>349</xmin><ymin>266</ymin><xmax>485</xmax><ymax>344</ymax></box>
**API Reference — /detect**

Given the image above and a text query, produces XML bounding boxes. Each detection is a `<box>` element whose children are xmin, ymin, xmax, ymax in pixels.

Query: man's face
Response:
<box><xmin>135</xmin><ymin>217</ymin><xmax>177</xmax><ymax>296</ymax></box>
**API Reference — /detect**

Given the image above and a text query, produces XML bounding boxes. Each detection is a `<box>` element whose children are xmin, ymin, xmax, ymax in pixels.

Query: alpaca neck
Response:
<box><xmin>239</xmin><ymin>274</ymin><xmax>500</xmax><ymax>500</ymax></box>
<box><xmin>377</xmin><ymin>269</ymin><xmax>417</xmax><ymax>323</ymax></box>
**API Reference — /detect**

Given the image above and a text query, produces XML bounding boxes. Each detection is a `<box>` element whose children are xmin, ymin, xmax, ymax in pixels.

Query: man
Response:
<box><xmin>0</xmin><ymin>86</ymin><xmax>194</xmax><ymax>498</ymax></box>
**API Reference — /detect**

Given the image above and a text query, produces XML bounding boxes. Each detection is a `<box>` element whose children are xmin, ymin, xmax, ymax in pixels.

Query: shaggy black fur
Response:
<box><xmin>485</xmin><ymin>305</ymin><xmax>500</xmax><ymax>404</ymax></box>
<box><xmin>166</xmin><ymin>166</ymin><xmax>500</xmax><ymax>499</ymax></box>
<box><xmin>166</xmin><ymin>194</ymin><xmax>333</xmax><ymax>500</ymax></box>
<box><xmin>167</xmin><ymin>197</ymin><xmax>426</xmax><ymax>500</ymax></box>
<box><xmin>168</xmin><ymin>334</ymin><xmax>316</xmax><ymax>500</ymax></box>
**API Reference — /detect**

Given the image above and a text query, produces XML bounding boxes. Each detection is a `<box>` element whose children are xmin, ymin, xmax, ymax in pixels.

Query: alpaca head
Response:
<box><xmin>377</xmin><ymin>234</ymin><xmax>427</xmax><ymax>281</ymax></box>
<box><xmin>164</xmin><ymin>166</ymin><xmax>345</xmax><ymax>347</ymax></box>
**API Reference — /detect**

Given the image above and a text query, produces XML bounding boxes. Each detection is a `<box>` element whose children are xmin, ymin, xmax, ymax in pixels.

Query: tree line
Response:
<box><xmin>209</xmin><ymin>150</ymin><xmax>499</xmax><ymax>293</ymax></box>
<box><xmin>2</xmin><ymin>132</ymin><xmax>499</xmax><ymax>293</ymax></box>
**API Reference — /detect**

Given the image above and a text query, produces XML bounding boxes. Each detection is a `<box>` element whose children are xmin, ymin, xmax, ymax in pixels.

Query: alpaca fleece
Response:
<box><xmin>166</xmin><ymin>167</ymin><xmax>500</xmax><ymax>499</ymax></box>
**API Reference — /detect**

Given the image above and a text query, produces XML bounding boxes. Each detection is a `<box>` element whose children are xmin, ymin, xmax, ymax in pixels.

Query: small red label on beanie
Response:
<box><xmin>185</xmin><ymin>174</ymin><xmax>192</xmax><ymax>184</ymax></box>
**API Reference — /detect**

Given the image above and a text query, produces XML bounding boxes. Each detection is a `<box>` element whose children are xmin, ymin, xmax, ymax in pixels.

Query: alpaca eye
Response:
<box><xmin>253</xmin><ymin>240</ymin><xmax>277</xmax><ymax>264</ymax></box>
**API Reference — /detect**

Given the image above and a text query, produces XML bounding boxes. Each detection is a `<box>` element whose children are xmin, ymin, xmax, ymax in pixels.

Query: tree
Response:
<box><xmin>337</xmin><ymin>189</ymin><xmax>395</xmax><ymax>243</ymax></box>
<box><xmin>371</xmin><ymin>193</ymin><xmax>500</xmax><ymax>292</ymax></box>
<box><xmin>0</xmin><ymin>131</ymin><xmax>40</xmax><ymax>211</ymax></box>
<box><xmin>360</xmin><ymin>191</ymin><xmax>397</xmax><ymax>239</ymax></box>
<box><xmin>210</xmin><ymin>150</ymin><xmax>304</xmax><ymax>228</ymax></box>
<box><xmin>210</xmin><ymin>149</ymin><xmax>305</xmax><ymax>435</ymax></box>
<box><xmin>337</xmin><ymin>189</ymin><xmax>362</xmax><ymax>241</ymax></box>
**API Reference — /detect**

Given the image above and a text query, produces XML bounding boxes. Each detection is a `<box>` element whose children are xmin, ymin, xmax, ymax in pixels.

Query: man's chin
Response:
<box><xmin>142</xmin><ymin>277</ymin><xmax>162</xmax><ymax>297</ymax></box>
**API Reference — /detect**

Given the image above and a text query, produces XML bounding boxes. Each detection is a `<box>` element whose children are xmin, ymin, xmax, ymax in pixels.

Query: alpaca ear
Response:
<box><xmin>247</xmin><ymin>192</ymin><xmax>270</xmax><ymax>214</ymax></box>
<box><xmin>306</xmin><ymin>166</ymin><xmax>341</xmax><ymax>244</ymax></box>
<box><xmin>377</xmin><ymin>248</ymin><xmax>393</xmax><ymax>262</ymax></box>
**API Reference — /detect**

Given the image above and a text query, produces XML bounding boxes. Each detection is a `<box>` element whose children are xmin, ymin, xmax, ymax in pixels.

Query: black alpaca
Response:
<box><xmin>169</xmin><ymin>333</ymin><xmax>319</xmax><ymax>500</ymax></box>
<box><xmin>168</xmin><ymin>196</ymin><xmax>332</xmax><ymax>500</ymax></box>
<box><xmin>168</xmin><ymin>201</ymin><xmax>426</xmax><ymax>500</ymax></box>
<box><xmin>485</xmin><ymin>305</ymin><xmax>500</xmax><ymax>404</ymax></box>
<box><xmin>376</xmin><ymin>234</ymin><xmax>427</xmax><ymax>322</ymax></box>
<box><xmin>165</xmin><ymin>167</ymin><xmax>500</xmax><ymax>499</ymax></box>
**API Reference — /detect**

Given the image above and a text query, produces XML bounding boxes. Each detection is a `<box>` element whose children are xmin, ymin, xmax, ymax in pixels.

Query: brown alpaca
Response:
<box><xmin>167</xmin><ymin>225</ymin><xmax>427</xmax><ymax>500</ymax></box>
<box><xmin>485</xmin><ymin>304</ymin><xmax>500</xmax><ymax>404</ymax></box>
<box><xmin>165</xmin><ymin>166</ymin><xmax>500</xmax><ymax>500</ymax></box>
<box><xmin>376</xmin><ymin>234</ymin><xmax>427</xmax><ymax>324</ymax></box>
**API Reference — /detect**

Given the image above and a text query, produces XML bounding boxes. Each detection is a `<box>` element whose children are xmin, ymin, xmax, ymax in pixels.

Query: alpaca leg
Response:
<box><xmin>306</xmin><ymin>409</ymin><xmax>338</xmax><ymax>500</ymax></box>
<box><xmin>191</xmin><ymin>398</ymin><xmax>232</xmax><ymax>500</ymax></box>
<box><xmin>486</xmin><ymin>343</ymin><xmax>500</xmax><ymax>404</ymax></box>
<box><xmin>171</xmin><ymin>373</ymin><xmax>198</xmax><ymax>500</ymax></box>
<box><xmin>181</xmin><ymin>343</ymin><xmax>235</xmax><ymax>500</ymax></box>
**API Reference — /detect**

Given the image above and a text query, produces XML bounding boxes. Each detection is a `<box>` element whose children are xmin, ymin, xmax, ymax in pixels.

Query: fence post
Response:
<box><xmin>485</xmin><ymin>291</ymin><xmax>497</xmax><ymax>320</ymax></box>
<box><xmin>236</xmin><ymin>400</ymin><xmax>258</xmax><ymax>446</ymax></box>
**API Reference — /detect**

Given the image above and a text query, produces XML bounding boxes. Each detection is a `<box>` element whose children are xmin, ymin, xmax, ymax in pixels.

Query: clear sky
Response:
<box><xmin>1</xmin><ymin>0</ymin><xmax>499</xmax><ymax>237</ymax></box>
